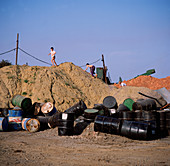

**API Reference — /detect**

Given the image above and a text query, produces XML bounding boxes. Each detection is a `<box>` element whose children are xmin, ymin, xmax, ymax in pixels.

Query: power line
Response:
<box><xmin>1</xmin><ymin>47</ymin><xmax>102</xmax><ymax>68</ymax></box>
<box><xmin>79</xmin><ymin>58</ymin><xmax>101</xmax><ymax>67</ymax></box>
<box><xmin>0</xmin><ymin>48</ymin><xmax>16</xmax><ymax>55</ymax></box>
<box><xmin>19</xmin><ymin>47</ymin><xmax>52</xmax><ymax>66</ymax></box>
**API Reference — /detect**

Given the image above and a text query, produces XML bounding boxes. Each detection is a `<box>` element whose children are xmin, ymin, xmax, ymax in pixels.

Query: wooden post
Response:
<box><xmin>102</xmin><ymin>54</ymin><xmax>107</xmax><ymax>84</ymax></box>
<box><xmin>15</xmin><ymin>33</ymin><xmax>19</xmax><ymax>65</ymax></box>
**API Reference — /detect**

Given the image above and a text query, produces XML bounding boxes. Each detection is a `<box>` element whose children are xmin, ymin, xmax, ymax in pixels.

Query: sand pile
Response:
<box><xmin>114</xmin><ymin>75</ymin><xmax>170</xmax><ymax>90</ymax></box>
<box><xmin>0</xmin><ymin>63</ymin><xmax>114</xmax><ymax>110</ymax></box>
<box><xmin>0</xmin><ymin>63</ymin><xmax>167</xmax><ymax>110</ymax></box>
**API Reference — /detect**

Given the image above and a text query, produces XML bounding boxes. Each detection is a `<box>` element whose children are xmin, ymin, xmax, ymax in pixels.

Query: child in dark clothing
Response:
<box><xmin>84</xmin><ymin>63</ymin><xmax>97</xmax><ymax>78</ymax></box>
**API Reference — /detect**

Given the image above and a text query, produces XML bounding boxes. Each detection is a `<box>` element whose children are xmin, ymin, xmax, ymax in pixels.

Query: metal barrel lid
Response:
<box><xmin>84</xmin><ymin>109</ymin><xmax>99</xmax><ymax>113</ymax></box>
<box><xmin>103</xmin><ymin>96</ymin><xmax>117</xmax><ymax>109</ymax></box>
<box><xmin>26</xmin><ymin>118</ymin><xmax>40</xmax><ymax>132</ymax></box>
<box><xmin>84</xmin><ymin>109</ymin><xmax>99</xmax><ymax>121</ymax></box>
<box><xmin>41</xmin><ymin>102</ymin><xmax>54</xmax><ymax>114</ymax></box>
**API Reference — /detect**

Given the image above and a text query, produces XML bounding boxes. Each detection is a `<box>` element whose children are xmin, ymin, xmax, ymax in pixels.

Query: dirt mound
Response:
<box><xmin>0</xmin><ymin>63</ymin><xmax>167</xmax><ymax>110</ymax></box>
<box><xmin>114</xmin><ymin>75</ymin><xmax>170</xmax><ymax>90</ymax></box>
<box><xmin>0</xmin><ymin>63</ymin><xmax>114</xmax><ymax>110</ymax></box>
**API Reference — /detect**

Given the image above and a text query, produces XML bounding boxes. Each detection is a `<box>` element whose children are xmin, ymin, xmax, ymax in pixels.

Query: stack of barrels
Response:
<box><xmin>1</xmin><ymin>94</ymin><xmax>169</xmax><ymax>140</ymax></box>
<box><xmin>0</xmin><ymin>96</ymin><xmax>88</xmax><ymax>136</ymax></box>
<box><xmin>94</xmin><ymin>96</ymin><xmax>170</xmax><ymax>140</ymax></box>
<box><xmin>0</xmin><ymin>95</ymin><xmax>57</xmax><ymax>133</ymax></box>
<box><xmin>48</xmin><ymin>100</ymin><xmax>87</xmax><ymax>136</ymax></box>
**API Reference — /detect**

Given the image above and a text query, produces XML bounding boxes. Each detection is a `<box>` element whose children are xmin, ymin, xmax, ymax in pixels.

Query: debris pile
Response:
<box><xmin>114</xmin><ymin>76</ymin><xmax>170</xmax><ymax>90</ymax></box>
<box><xmin>0</xmin><ymin>94</ymin><xmax>170</xmax><ymax>140</ymax></box>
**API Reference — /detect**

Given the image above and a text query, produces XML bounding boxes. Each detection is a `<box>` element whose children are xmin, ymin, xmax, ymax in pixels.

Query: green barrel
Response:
<box><xmin>123</xmin><ymin>98</ymin><xmax>135</xmax><ymax>111</ymax></box>
<box><xmin>12</xmin><ymin>95</ymin><xmax>32</xmax><ymax>110</ymax></box>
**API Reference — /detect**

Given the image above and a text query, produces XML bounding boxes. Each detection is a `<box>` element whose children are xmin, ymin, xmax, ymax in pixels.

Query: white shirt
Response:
<box><xmin>51</xmin><ymin>50</ymin><xmax>56</xmax><ymax>58</ymax></box>
<box><xmin>121</xmin><ymin>82</ymin><xmax>127</xmax><ymax>87</ymax></box>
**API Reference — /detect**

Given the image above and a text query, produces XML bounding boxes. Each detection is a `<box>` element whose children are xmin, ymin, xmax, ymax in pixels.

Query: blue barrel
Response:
<box><xmin>22</xmin><ymin>118</ymin><xmax>31</xmax><ymax>130</ymax></box>
<box><xmin>0</xmin><ymin>117</ymin><xmax>8</xmax><ymax>131</ymax></box>
<box><xmin>8</xmin><ymin>109</ymin><xmax>23</xmax><ymax>131</ymax></box>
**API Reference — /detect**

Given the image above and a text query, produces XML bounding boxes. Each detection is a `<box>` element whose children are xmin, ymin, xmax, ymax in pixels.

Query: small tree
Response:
<box><xmin>0</xmin><ymin>59</ymin><xmax>12</xmax><ymax>68</ymax></box>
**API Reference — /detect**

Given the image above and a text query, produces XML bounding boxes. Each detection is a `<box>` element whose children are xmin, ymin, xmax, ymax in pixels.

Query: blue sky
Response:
<box><xmin>0</xmin><ymin>0</ymin><xmax>170</xmax><ymax>82</ymax></box>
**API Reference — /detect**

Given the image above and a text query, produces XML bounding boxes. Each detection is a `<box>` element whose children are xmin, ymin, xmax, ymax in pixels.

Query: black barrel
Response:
<box><xmin>58</xmin><ymin>113</ymin><xmax>75</xmax><ymax>136</ymax></box>
<box><xmin>94</xmin><ymin>115</ymin><xmax>121</xmax><ymax>135</ymax></box>
<box><xmin>102</xmin><ymin>116</ymin><xmax>113</xmax><ymax>133</ymax></box>
<box><xmin>142</xmin><ymin>120</ymin><xmax>158</xmax><ymax>138</ymax></box>
<box><xmin>157</xmin><ymin>110</ymin><xmax>166</xmax><ymax>130</ymax></box>
<box><xmin>103</xmin><ymin>96</ymin><xmax>118</xmax><ymax>109</ymax></box>
<box><xmin>0</xmin><ymin>108</ymin><xmax>9</xmax><ymax>117</ymax></box>
<box><xmin>136</xmin><ymin>99</ymin><xmax>144</xmax><ymax>102</ymax></box>
<box><xmin>84</xmin><ymin>109</ymin><xmax>99</xmax><ymax>122</ymax></box>
<box><xmin>121</xmin><ymin>120</ymin><xmax>152</xmax><ymax>140</ymax></box>
<box><xmin>166</xmin><ymin>111</ymin><xmax>170</xmax><ymax>136</ymax></box>
<box><xmin>93</xmin><ymin>104</ymin><xmax>110</xmax><ymax>116</ymax></box>
<box><xmin>48</xmin><ymin>112</ymin><xmax>63</xmax><ymax>128</ymax></box>
<box><xmin>132</xmin><ymin>99</ymin><xmax>157</xmax><ymax>111</ymax></box>
<box><xmin>157</xmin><ymin>110</ymin><xmax>168</xmax><ymax>137</ymax></box>
<box><xmin>48</xmin><ymin>112</ymin><xmax>74</xmax><ymax>135</ymax></box>
<box><xmin>64</xmin><ymin>100</ymin><xmax>87</xmax><ymax>119</ymax></box>
<box><xmin>118</xmin><ymin>111</ymin><xmax>134</xmax><ymax>121</ymax></box>
<box><xmin>33</xmin><ymin>102</ymin><xmax>44</xmax><ymax>116</ymax></box>
<box><xmin>134</xmin><ymin>110</ymin><xmax>143</xmax><ymax>121</ymax></box>
<box><xmin>94</xmin><ymin>115</ymin><xmax>104</xmax><ymax>132</ymax></box>
<box><xmin>36</xmin><ymin>116</ymin><xmax>50</xmax><ymax>130</ymax></box>
<box><xmin>24</xmin><ymin>102</ymin><xmax>44</xmax><ymax>118</ymax></box>
<box><xmin>117</xmin><ymin>104</ymin><xmax>130</xmax><ymax>112</ymax></box>
<box><xmin>142</xmin><ymin>111</ymin><xmax>159</xmax><ymax>122</ymax></box>
<box><xmin>143</xmin><ymin>111</ymin><xmax>159</xmax><ymax>133</ymax></box>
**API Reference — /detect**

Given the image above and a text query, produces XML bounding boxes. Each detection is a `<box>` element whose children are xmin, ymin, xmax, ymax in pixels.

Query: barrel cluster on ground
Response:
<box><xmin>0</xmin><ymin>94</ymin><xmax>170</xmax><ymax>140</ymax></box>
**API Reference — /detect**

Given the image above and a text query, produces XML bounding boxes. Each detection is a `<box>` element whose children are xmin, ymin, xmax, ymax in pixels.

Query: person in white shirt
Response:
<box><xmin>48</xmin><ymin>47</ymin><xmax>57</xmax><ymax>66</ymax></box>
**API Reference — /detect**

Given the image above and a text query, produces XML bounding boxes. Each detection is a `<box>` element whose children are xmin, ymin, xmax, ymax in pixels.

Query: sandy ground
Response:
<box><xmin>0</xmin><ymin>123</ymin><xmax>170</xmax><ymax>166</ymax></box>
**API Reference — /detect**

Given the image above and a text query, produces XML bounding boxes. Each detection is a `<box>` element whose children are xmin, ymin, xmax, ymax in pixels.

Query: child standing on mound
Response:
<box><xmin>84</xmin><ymin>63</ymin><xmax>97</xmax><ymax>78</ymax></box>
<box><xmin>48</xmin><ymin>47</ymin><xmax>57</xmax><ymax>66</ymax></box>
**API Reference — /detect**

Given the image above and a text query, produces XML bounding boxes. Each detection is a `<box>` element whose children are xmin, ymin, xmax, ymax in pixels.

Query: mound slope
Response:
<box><xmin>0</xmin><ymin>63</ymin><xmax>167</xmax><ymax>110</ymax></box>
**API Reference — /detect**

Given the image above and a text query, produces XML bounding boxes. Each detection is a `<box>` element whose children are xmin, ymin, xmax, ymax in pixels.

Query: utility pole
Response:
<box><xmin>102</xmin><ymin>54</ymin><xmax>107</xmax><ymax>84</ymax></box>
<box><xmin>15</xmin><ymin>33</ymin><xmax>19</xmax><ymax>65</ymax></box>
